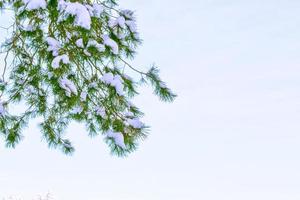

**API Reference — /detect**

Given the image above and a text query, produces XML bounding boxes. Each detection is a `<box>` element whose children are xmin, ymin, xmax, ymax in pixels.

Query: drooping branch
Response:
<box><xmin>0</xmin><ymin>0</ymin><xmax>176</xmax><ymax>156</ymax></box>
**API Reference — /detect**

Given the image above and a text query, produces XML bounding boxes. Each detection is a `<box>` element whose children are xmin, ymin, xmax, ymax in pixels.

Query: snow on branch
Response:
<box><xmin>0</xmin><ymin>0</ymin><xmax>176</xmax><ymax>156</ymax></box>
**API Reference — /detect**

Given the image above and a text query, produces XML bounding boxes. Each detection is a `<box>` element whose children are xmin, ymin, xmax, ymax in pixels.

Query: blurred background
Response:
<box><xmin>1</xmin><ymin>0</ymin><xmax>300</xmax><ymax>199</ymax></box>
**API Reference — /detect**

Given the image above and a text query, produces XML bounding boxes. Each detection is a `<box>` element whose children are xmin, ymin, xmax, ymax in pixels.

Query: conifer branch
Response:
<box><xmin>0</xmin><ymin>0</ymin><xmax>176</xmax><ymax>156</ymax></box>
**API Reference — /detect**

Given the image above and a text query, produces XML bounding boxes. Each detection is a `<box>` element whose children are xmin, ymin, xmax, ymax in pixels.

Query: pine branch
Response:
<box><xmin>0</xmin><ymin>0</ymin><xmax>176</xmax><ymax>156</ymax></box>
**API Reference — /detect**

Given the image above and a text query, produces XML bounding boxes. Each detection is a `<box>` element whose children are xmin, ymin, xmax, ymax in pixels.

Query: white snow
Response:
<box><xmin>47</xmin><ymin>72</ymin><xmax>53</xmax><ymax>79</ymax></box>
<box><xmin>84</xmin><ymin>49</ymin><xmax>91</xmax><ymax>56</ymax></box>
<box><xmin>95</xmin><ymin>106</ymin><xmax>106</xmax><ymax>118</ymax></box>
<box><xmin>101</xmin><ymin>72</ymin><xmax>114</xmax><ymax>83</ymax></box>
<box><xmin>85</xmin><ymin>4</ymin><xmax>94</xmax><ymax>16</ymax></box>
<box><xmin>159</xmin><ymin>82</ymin><xmax>167</xmax><ymax>88</ymax></box>
<box><xmin>66</xmin><ymin>32</ymin><xmax>72</xmax><ymax>40</ymax></box>
<box><xmin>134</xmin><ymin>32</ymin><xmax>140</xmax><ymax>40</ymax></box>
<box><xmin>22</xmin><ymin>24</ymin><xmax>35</xmax><ymax>32</ymax></box>
<box><xmin>87</xmin><ymin>39</ymin><xmax>105</xmax><ymax>52</ymax></box>
<box><xmin>124</xmin><ymin>111</ymin><xmax>134</xmax><ymax>117</ymax></box>
<box><xmin>46</xmin><ymin>37</ymin><xmax>61</xmax><ymax>56</ymax></box>
<box><xmin>111</xmin><ymin>75</ymin><xmax>124</xmax><ymax>96</ymax></box>
<box><xmin>102</xmin><ymin>35</ymin><xmax>119</xmax><ymax>55</ymax></box>
<box><xmin>101</xmin><ymin>73</ymin><xmax>124</xmax><ymax>96</ymax></box>
<box><xmin>59</xmin><ymin>0</ymin><xmax>91</xmax><ymax>30</ymax></box>
<box><xmin>86</xmin><ymin>3</ymin><xmax>103</xmax><ymax>17</ymax></box>
<box><xmin>0</xmin><ymin>101</ymin><xmax>5</xmax><ymax>116</ymax></box>
<box><xmin>106</xmin><ymin>130</ymin><xmax>126</xmax><ymax>149</ymax></box>
<box><xmin>75</xmin><ymin>38</ymin><xmax>84</xmax><ymax>48</ymax></box>
<box><xmin>92</xmin><ymin>3</ymin><xmax>104</xmax><ymax>17</ymax></box>
<box><xmin>26</xmin><ymin>85</ymin><xmax>36</xmax><ymax>94</ymax></box>
<box><xmin>127</xmin><ymin>118</ymin><xmax>143</xmax><ymax>129</ymax></box>
<box><xmin>88</xmin><ymin>81</ymin><xmax>97</xmax><ymax>88</ymax></box>
<box><xmin>23</xmin><ymin>0</ymin><xmax>46</xmax><ymax>11</ymax></box>
<box><xmin>80</xmin><ymin>91</ymin><xmax>87</xmax><ymax>101</ymax></box>
<box><xmin>51</xmin><ymin>54</ymin><xmax>70</xmax><ymax>68</ymax></box>
<box><xmin>117</xmin><ymin>16</ymin><xmax>126</xmax><ymax>28</ymax></box>
<box><xmin>117</xmin><ymin>32</ymin><xmax>126</xmax><ymax>40</ymax></box>
<box><xmin>59</xmin><ymin>77</ymin><xmax>78</xmax><ymax>97</ymax></box>
<box><xmin>109</xmin><ymin>16</ymin><xmax>126</xmax><ymax>29</ymax></box>
<box><xmin>125</xmin><ymin>20</ymin><xmax>137</xmax><ymax>33</ymax></box>
<box><xmin>71</xmin><ymin>106</ymin><xmax>83</xmax><ymax>114</ymax></box>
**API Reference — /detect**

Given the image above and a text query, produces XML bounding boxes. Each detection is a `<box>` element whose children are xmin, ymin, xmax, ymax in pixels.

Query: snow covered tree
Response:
<box><xmin>0</xmin><ymin>0</ymin><xmax>176</xmax><ymax>156</ymax></box>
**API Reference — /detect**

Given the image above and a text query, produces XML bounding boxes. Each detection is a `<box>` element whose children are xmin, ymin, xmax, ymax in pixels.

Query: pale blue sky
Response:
<box><xmin>1</xmin><ymin>0</ymin><xmax>300</xmax><ymax>199</ymax></box>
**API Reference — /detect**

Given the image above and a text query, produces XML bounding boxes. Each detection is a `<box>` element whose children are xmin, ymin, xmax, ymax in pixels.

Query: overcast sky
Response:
<box><xmin>1</xmin><ymin>0</ymin><xmax>300</xmax><ymax>199</ymax></box>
